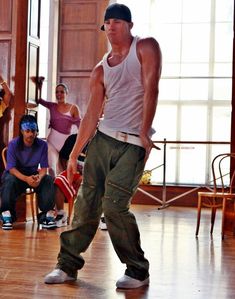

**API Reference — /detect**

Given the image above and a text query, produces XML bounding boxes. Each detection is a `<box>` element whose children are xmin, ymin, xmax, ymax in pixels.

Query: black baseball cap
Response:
<box><xmin>100</xmin><ymin>3</ymin><xmax>132</xmax><ymax>31</ymax></box>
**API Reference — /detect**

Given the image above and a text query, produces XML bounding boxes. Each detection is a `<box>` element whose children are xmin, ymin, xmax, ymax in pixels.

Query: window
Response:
<box><xmin>38</xmin><ymin>0</ymin><xmax>50</xmax><ymax>137</ymax></box>
<box><xmin>38</xmin><ymin>0</ymin><xmax>59</xmax><ymax>139</ymax></box>
<box><xmin>120</xmin><ymin>0</ymin><xmax>234</xmax><ymax>185</ymax></box>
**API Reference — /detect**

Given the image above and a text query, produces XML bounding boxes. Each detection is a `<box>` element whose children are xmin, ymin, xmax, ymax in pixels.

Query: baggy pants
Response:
<box><xmin>57</xmin><ymin>131</ymin><xmax>149</xmax><ymax>280</ymax></box>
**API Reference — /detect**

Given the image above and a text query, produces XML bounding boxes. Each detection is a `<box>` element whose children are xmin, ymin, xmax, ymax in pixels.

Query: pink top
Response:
<box><xmin>38</xmin><ymin>99</ymin><xmax>81</xmax><ymax>134</ymax></box>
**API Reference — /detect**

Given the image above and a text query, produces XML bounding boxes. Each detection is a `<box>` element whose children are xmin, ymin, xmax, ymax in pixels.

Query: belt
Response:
<box><xmin>98</xmin><ymin>127</ymin><xmax>143</xmax><ymax>147</ymax></box>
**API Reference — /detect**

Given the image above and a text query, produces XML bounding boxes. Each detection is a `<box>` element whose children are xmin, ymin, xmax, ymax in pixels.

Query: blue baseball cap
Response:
<box><xmin>101</xmin><ymin>3</ymin><xmax>132</xmax><ymax>31</ymax></box>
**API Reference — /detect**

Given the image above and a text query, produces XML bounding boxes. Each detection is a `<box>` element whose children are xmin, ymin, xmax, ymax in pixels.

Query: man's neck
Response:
<box><xmin>108</xmin><ymin>36</ymin><xmax>134</xmax><ymax>67</ymax></box>
<box><xmin>111</xmin><ymin>35</ymin><xmax>133</xmax><ymax>55</ymax></box>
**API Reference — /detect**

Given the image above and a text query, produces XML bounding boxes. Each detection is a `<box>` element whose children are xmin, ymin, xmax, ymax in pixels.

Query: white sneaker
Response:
<box><xmin>55</xmin><ymin>210</ymin><xmax>68</xmax><ymax>227</ymax></box>
<box><xmin>99</xmin><ymin>216</ymin><xmax>107</xmax><ymax>230</ymax></box>
<box><xmin>116</xmin><ymin>275</ymin><xmax>149</xmax><ymax>289</ymax></box>
<box><xmin>44</xmin><ymin>269</ymin><xmax>76</xmax><ymax>284</ymax></box>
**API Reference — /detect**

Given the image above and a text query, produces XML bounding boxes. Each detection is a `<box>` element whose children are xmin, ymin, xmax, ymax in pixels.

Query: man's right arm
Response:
<box><xmin>67</xmin><ymin>63</ymin><xmax>105</xmax><ymax>182</ymax></box>
<box><xmin>9</xmin><ymin>168</ymin><xmax>29</xmax><ymax>183</ymax></box>
<box><xmin>7</xmin><ymin>141</ymin><xmax>36</xmax><ymax>187</ymax></box>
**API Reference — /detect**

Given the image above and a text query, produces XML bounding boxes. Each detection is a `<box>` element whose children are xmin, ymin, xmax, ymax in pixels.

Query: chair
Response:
<box><xmin>1</xmin><ymin>147</ymin><xmax>38</xmax><ymax>222</ymax></box>
<box><xmin>196</xmin><ymin>153</ymin><xmax>235</xmax><ymax>239</ymax></box>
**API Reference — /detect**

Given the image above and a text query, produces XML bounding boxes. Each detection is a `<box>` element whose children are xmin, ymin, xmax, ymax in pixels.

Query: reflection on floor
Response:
<box><xmin>0</xmin><ymin>204</ymin><xmax>235</xmax><ymax>299</ymax></box>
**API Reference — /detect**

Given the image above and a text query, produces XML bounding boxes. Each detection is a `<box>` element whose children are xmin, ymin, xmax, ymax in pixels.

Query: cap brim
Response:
<box><xmin>101</xmin><ymin>24</ymin><xmax>105</xmax><ymax>31</ymax></box>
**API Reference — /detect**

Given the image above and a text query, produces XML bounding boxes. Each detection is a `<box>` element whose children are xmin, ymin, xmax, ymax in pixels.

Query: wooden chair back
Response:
<box><xmin>196</xmin><ymin>152</ymin><xmax>235</xmax><ymax>238</ymax></box>
<box><xmin>211</xmin><ymin>153</ymin><xmax>235</xmax><ymax>193</ymax></box>
<box><xmin>1</xmin><ymin>146</ymin><xmax>7</xmax><ymax>168</ymax></box>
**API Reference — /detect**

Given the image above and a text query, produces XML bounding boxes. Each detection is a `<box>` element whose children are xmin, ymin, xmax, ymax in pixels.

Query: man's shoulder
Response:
<box><xmin>137</xmin><ymin>36</ymin><xmax>160</xmax><ymax>48</ymax></box>
<box><xmin>8</xmin><ymin>137</ymin><xmax>19</xmax><ymax>147</ymax></box>
<box><xmin>136</xmin><ymin>36</ymin><xmax>162</xmax><ymax>60</ymax></box>
<box><xmin>93</xmin><ymin>61</ymin><xmax>104</xmax><ymax>71</ymax></box>
<box><xmin>90</xmin><ymin>62</ymin><xmax>104</xmax><ymax>82</ymax></box>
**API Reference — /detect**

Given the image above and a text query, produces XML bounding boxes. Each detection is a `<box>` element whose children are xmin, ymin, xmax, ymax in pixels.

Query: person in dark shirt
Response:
<box><xmin>0</xmin><ymin>114</ymin><xmax>56</xmax><ymax>230</ymax></box>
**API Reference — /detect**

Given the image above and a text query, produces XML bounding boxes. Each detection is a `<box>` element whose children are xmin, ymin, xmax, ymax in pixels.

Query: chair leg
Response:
<box><xmin>196</xmin><ymin>195</ymin><xmax>202</xmax><ymax>236</ymax></box>
<box><xmin>28</xmin><ymin>193</ymin><xmax>35</xmax><ymax>222</ymax></box>
<box><xmin>26</xmin><ymin>192</ymin><xmax>37</xmax><ymax>222</ymax></box>
<box><xmin>221</xmin><ymin>197</ymin><xmax>227</xmax><ymax>240</ymax></box>
<box><xmin>210</xmin><ymin>206</ymin><xmax>217</xmax><ymax>234</ymax></box>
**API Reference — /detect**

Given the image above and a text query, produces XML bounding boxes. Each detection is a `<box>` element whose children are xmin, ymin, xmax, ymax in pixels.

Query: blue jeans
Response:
<box><xmin>0</xmin><ymin>172</ymin><xmax>55</xmax><ymax>221</ymax></box>
<box><xmin>57</xmin><ymin>131</ymin><xmax>149</xmax><ymax>281</ymax></box>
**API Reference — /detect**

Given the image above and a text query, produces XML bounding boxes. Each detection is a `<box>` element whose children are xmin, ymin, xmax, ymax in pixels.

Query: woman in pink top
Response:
<box><xmin>37</xmin><ymin>83</ymin><xmax>81</xmax><ymax>177</ymax></box>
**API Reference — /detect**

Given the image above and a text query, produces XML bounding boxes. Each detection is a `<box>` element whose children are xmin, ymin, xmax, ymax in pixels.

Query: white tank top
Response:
<box><xmin>99</xmin><ymin>36</ymin><xmax>153</xmax><ymax>136</ymax></box>
<box><xmin>63</xmin><ymin>105</ymin><xmax>73</xmax><ymax>116</ymax></box>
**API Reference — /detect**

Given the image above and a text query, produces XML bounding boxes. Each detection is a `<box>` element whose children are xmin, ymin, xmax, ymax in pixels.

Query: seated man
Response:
<box><xmin>0</xmin><ymin>115</ymin><xmax>56</xmax><ymax>230</ymax></box>
<box><xmin>54</xmin><ymin>134</ymin><xmax>107</xmax><ymax>229</ymax></box>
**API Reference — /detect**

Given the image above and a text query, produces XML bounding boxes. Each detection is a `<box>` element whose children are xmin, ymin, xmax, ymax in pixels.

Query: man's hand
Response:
<box><xmin>26</xmin><ymin>174</ymin><xmax>40</xmax><ymax>188</ymax></box>
<box><xmin>140</xmin><ymin>134</ymin><xmax>160</xmax><ymax>163</ymax></box>
<box><xmin>67</xmin><ymin>157</ymin><xmax>78</xmax><ymax>185</ymax></box>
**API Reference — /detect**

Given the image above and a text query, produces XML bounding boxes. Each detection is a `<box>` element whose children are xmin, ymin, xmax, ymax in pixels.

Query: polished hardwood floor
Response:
<box><xmin>0</xmin><ymin>204</ymin><xmax>235</xmax><ymax>299</ymax></box>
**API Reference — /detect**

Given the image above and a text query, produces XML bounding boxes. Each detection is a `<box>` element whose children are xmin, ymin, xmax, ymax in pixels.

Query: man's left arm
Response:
<box><xmin>138</xmin><ymin>37</ymin><xmax>162</xmax><ymax>160</ymax></box>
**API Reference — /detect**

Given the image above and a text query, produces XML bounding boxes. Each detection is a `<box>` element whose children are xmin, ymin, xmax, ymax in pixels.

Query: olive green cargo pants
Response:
<box><xmin>57</xmin><ymin>131</ymin><xmax>149</xmax><ymax>281</ymax></box>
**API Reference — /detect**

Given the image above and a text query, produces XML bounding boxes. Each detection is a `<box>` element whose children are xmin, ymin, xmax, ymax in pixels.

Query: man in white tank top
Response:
<box><xmin>45</xmin><ymin>3</ymin><xmax>162</xmax><ymax>289</ymax></box>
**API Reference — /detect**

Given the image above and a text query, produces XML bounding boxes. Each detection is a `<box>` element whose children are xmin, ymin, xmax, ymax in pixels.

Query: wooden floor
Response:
<box><xmin>0</xmin><ymin>204</ymin><xmax>235</xmax><ymax>299</ymax></box>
